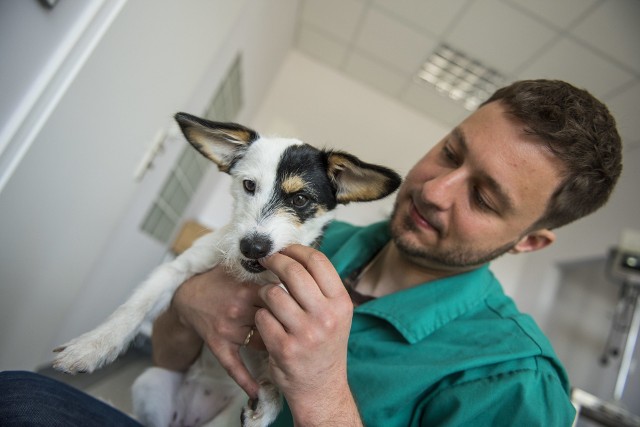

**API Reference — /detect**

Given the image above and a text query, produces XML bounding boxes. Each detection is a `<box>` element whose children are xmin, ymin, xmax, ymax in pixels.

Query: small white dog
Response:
<box><xmin>53</xmin><ymin>112</ymin><xmax>401</xmax><ymax>427</ymax></box>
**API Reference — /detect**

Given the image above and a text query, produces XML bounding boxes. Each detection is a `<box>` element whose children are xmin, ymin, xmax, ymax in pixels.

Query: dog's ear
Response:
<box><xmin>326</xmin><ymin>151</ymin><xmax>402</xmax><ymax>204</ymax></box>
<box><xmin>174</xmin><ymin>112</ymin><xmax>259</xmax><ymax>173</ymax></box>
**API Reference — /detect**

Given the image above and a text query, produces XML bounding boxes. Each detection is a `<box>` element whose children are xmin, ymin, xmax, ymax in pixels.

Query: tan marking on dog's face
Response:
<box><xmin>275</xmin><ymin>207</ymin><xmax>303</xmax><ymax>227</ymax></box>
<box><xmin>313</xmin><ymin>206</ymin><xmax>328</xmax><ymax>218</ymax></box>
<box><xmin>281</xmin><ymin>175</ymin><xmax>306</xmax><ymax>194</ymax></box>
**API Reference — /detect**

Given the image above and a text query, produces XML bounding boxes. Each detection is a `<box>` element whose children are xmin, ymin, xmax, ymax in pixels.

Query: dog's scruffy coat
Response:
<box><xmin>53</xmin><ymin>113</ymin><xmax>401</xmax><ymax>427</ymax></box>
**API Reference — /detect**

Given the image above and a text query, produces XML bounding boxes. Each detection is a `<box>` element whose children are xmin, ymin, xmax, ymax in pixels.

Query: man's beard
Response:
<box><xmin>390</xmin><ymin>201</ymin><xmax>518</xmax><ymax>269</ymax></box>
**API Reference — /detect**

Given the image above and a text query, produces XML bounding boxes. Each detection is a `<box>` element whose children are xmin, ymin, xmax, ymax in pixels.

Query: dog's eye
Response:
<box><xmin>243</xmin><ymin>179</ymin><xmax>256</xmax><ymax>194</ymax></box>
<box><xmin>291</xmin><ymin>194</ymin><xmax>309</xmax><ymax>208</ymax></box>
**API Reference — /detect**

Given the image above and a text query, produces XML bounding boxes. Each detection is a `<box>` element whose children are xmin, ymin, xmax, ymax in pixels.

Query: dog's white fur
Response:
<box><xmin>53</xmin><ymin>113</ymin><xmax>400</xmax><ymax>427</ymax></box>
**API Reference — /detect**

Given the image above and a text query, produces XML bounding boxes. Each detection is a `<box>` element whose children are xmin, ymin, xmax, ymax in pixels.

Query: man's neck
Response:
<box><xmin>355</xmin><ymin>242</ymin><xmax>459</xmax><ymax>298</ymax></box>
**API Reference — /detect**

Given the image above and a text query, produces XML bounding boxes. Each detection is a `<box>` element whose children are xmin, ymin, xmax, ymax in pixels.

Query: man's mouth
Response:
<box><xmin>241</xmin><ymin>259</ymin><xmax>266</xmax><ymax>273</ymax></box>
<box><xmin>410</xmin><ymin>199</ymin><xmax>443</xmax><ymax>236</ymax></box>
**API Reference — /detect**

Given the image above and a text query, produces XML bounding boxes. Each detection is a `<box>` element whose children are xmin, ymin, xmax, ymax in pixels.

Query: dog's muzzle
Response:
<box><xmin>239</xmin><ymin>233</ymin><xmax>272</xmax><ymax>273</ymax></box>
<box><xmin>240</xmin><ymin>259</ymin><xmax>266</xmax><ymax>273</ymax></box>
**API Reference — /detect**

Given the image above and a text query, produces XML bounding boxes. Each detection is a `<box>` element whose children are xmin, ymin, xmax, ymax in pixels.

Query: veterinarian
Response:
<box><xmin>0</xmin><ymin>79</ymin><xmax>621</xmax><ymax>427</ymax></box>
<box><xmin>151</xmin><ymin>79</ymin><xmax>623</xmax><ymax>426</ymax></box>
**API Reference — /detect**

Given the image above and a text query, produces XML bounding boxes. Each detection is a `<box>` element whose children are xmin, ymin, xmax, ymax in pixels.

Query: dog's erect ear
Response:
<box><xmin>326</xmin><ymin>151</ymin><xmax>402</xmax><ymax>204</ymax></box>
<box><xmin>174</xmin><ymin>112</ymin><xmax>259</xmax><ymax>173</ymax></box>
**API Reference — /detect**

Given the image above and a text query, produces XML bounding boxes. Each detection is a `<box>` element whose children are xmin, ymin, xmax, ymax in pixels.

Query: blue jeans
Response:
<box><xmin>0</xmin><ymin>371</ymin><xmax>143</xmax><ymax>427</ymax></box>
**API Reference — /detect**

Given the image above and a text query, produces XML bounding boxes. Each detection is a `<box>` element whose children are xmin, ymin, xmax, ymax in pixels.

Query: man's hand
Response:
<box><xmin>152</xmin><ymin>266</ymin><xmax>264</xmax><ymax>398</ymax></box>
<box><xmin>257</xmin><ymin>245</ymin><xmax>363</xmax><ymax>426</ymax></box>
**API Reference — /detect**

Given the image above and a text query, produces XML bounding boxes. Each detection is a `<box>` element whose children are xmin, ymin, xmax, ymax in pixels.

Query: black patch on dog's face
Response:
<box><xmin>261</xmin><ymin>145</ymin><xmax>337</xmax><ymax>223</ymax></box>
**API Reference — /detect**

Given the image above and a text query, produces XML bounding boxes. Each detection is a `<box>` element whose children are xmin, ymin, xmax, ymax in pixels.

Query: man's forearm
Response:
<box><xmin>151</xmin><ymin>304</ymin><xmax>203</xmax><ymax>371</ymax></box>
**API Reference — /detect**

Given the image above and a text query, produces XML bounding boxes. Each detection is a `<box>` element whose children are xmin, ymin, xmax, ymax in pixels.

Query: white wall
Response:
<box><xmin>0</xmin><ymin>0</ymin><xmax>299</xmax><ymax>371</ymax></box>
<box><xmin>0</xmin><ymin>0</ymin><xmax>98</xmax><ymax>154</ymax></box>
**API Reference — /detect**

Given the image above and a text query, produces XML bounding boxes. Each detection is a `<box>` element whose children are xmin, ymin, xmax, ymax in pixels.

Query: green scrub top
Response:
<box><xmin>271</xmin><ymin>221</ymin><xmax>576</xmax><ymax>426</ymax></box>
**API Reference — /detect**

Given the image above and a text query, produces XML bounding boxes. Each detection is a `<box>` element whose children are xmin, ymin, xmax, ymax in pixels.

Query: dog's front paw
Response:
<box><xmin>52</xmin><ymin>332</ymin><xmax>122</xmax><ymax>374</ymax></box>
<box><xmin>240</xmin><ymin>383</ymin><xmax>282</xmax><ymax>427</ymax></box>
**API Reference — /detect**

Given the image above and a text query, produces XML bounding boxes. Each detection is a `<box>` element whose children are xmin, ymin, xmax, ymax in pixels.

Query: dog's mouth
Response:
<box><xmin>241</xmin><ymin>259</ymin><xmax>266</xmax><ymax>274</ymax></box>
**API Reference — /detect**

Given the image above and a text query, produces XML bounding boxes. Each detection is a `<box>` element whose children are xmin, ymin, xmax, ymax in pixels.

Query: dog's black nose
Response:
<box><xmin>240</xmin><ymin>234</ymin><xmax>272</xmax><ymax>260</ymax></box>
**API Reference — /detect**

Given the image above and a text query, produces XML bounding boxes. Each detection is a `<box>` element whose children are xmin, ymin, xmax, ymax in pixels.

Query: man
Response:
<box><xmin>0</xmin><ymin>80</ymin><xmax>621</xmax><ymax>426</ymax></box>
<box><xmin>153</xmin><ymin>80</ymin><xmax>622</xmax><ymax>426</ymax></box>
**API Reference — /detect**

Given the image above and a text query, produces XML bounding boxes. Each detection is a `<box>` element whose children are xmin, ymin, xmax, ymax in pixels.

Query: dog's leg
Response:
<box><xmin>132</xmin><ymin>367</ymin><xmax>184</xmax><ymax>427</ymax></box>
<box><xmin>53</xmin><ymin>230</ymin><xmax>226</xmax><ymax>374</ymax></box>
<box><xmin>201</xmin><ymin>392</ymin><xmax>246</xmax><ymax>427</ymax></box>
<box><xmin>144</xmin><ymin>349</ymin><xmax>280</xmax><ymax>427</ymax></box>
<box><xmin>239</xmin><ymin>351</ymin><xmax>282</xmax><ymax>427</ymax></box>
<box><xmin>240</xmin><ymin>382</ymin><xmax>282</xmax><ymax>427</ymax></box>
<box><xmin>168</xmin><ymin>351</ymin><xmax>243</xmax><ymax>427</ymax></box>
<box><xmin>131</xmin><ymin>362</ymin><xmax>244</xmax><ymax>427</ymax></box>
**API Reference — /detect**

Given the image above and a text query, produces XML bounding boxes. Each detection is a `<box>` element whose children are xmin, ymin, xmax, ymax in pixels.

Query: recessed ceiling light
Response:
<box><xmin>416</xmin><ymin>44</ymin><xmax>506</xmax><ymax>111</ymax></box>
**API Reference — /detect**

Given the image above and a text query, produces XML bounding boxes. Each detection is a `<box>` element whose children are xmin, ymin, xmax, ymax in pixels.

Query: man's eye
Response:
<box><xmin>243</xmin><ymin>179</ymin><xmax>256</xmax><ymax>193</ymax></box>
<box><xmin>443</xmin><ymin>145</ymin><xmax>459</xmax><ymax>165</ymax></box>
<box><xmin>291</xmin><ymin>194</ymin><xmax>309</xmax><ymax>208</ymax></box>
<box><xmin>473</xmin><ymin>188</ymin><xmax>493</xmax><ymax>212</ymax></box>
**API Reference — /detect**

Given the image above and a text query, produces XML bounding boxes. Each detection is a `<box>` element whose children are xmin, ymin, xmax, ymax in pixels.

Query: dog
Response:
<box><xmin>53</xmin><ymin>112</ymin><xmax>401</xmax><ymax>427</ymax></box>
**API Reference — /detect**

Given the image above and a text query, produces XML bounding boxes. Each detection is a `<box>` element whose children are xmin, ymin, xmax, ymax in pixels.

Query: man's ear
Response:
<box><xmin>509</xmin><ymin>229</ymin><xmax>556</xmax><ymax>254</ymax></box>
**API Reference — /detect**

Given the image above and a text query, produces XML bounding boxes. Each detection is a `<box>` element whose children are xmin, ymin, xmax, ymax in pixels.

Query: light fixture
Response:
<box><xmin>416</xmin><ymin>44</ymin><xmax>506</xmax><ymax>111</ymax></box>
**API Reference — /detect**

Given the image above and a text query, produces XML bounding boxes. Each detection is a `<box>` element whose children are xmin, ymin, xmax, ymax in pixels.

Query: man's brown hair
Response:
<box><xmin>482</xmin><ymin>79</ymin><xmax>623</xmax><ymax>230</ymax></box>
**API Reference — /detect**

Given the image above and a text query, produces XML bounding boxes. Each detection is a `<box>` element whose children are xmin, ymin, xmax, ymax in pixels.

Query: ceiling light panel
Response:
<box><xmin>416</xmin><ymin>44</ymin><xmax>506</xmax><ymax>110</ymax></box>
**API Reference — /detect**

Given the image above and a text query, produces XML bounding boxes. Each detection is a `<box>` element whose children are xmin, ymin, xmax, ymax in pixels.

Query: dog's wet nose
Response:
<box><xmin>240</xmin><ymin>234</ymin><xmax>272</xmax><ymax>260</ymax></box>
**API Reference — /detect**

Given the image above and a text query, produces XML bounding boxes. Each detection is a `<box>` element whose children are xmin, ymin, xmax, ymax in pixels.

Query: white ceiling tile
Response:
<box><xmin>354</xmin><ymin>7</ymin><xmax>438</xmax><ymax>73</ymax></box>
<box><xmin>571</xmin><ymin>0</ymin><xmax>640</xmax><ymax>74</ymax></box>
<box><xmin>518</xmin><ymin>38</ymin><xmax>634</xmax><ymax>99</ymax></box>
<box><xmin>605</xmin><ymin>81</ymin><xmax>640</xmax><ymax>149</ymax></box>
<box><xmin>446</xmin><ymin>0</ymin><xmax>558</xmax><ymax>74</ymax></box>
<box><xmin>372</xmin><ymin>0</ymin><xmax>470</xmax><ymax>36</ymax></box>
<box><xmin>294</xmin><ymin>0</ymin><xmax>636</xmax><ymax>148</ymax></box>
<box><xmin>401</xmin><ymin>81</ymin><xmax>469</xmax><ymax>127</ymax></box>
<box><xmin>503</xmin><ymin>0</ymin><xmax>599</xmax><ymax>29</ymax></box>
<box><xmin>300</xmin><ymin>0</ymin><xmax>366</xmax><ymax>42</ymax></box>
<box><xmin>344</xmin><ymin>52</ymin><xmax>409</xmax><ymax>96</ymax></box>
<box><xmin>296</xmin><ymin>26</ymin><xmax>348</xmax><ymax>68</ymax></box>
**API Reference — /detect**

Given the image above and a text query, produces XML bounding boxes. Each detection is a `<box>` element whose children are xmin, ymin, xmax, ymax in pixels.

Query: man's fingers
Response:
<box><xmin>209</xmin><ymin>344</ymin><xmax>259</xmax><ymax>398</ymax></box>
<box><xmin>278</xmin><ymin>245</ymin><xmax>347</xmax><ymax>299</ymax></box>
<box><xmin>257</xmin><ymin>284</ymin><xmax>306</xmax><ymax>332</ymax></box>
<box><xmin>260</xmin><ymin>251</ymin><xmax>324</xmax><ymax>310</ymax></box>
<box><xmin>254</xmin><ymin>307</ymin><xmax>288</xmax><ymax>354</ymax></box>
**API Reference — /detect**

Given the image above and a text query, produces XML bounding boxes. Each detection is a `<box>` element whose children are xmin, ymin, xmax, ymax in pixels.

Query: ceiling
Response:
<box><xmin>293</xmin><ymin>0</ymin><xmax>640</xmax><ymax>149</ymax></box>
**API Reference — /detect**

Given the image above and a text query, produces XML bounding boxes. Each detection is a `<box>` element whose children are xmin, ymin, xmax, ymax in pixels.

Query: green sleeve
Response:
<box><xmin>420</xmin><ymin>369</ymin><xmax>576</xmax><ymax>426</ymax></box>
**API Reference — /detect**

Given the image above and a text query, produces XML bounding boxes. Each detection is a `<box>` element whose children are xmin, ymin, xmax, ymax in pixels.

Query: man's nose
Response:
<box><xmin>421</xmin><ymin>170</ymin><xmax>464</xmax><ymax>210</ymax></box>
